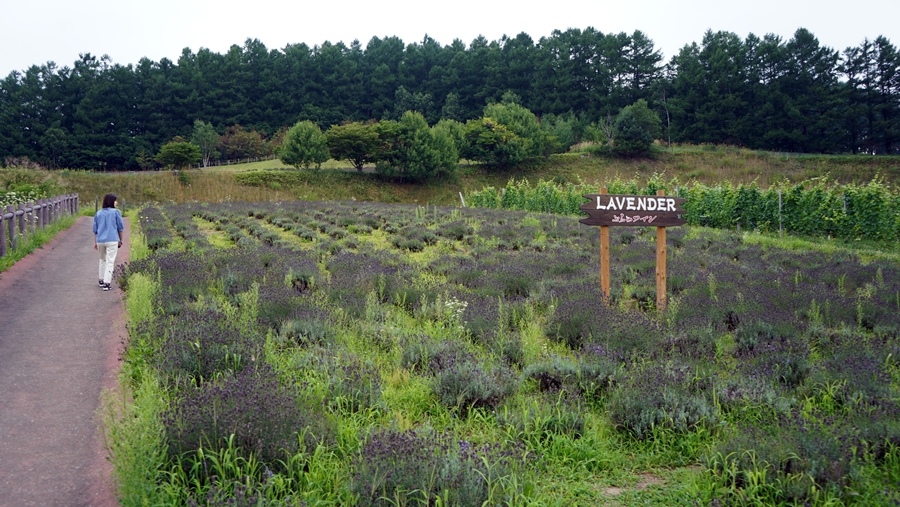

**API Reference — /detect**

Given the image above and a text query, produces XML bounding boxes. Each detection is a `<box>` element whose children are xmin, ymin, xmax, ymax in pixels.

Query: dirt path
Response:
<box><xmin>0</xmin><ymin>215</ymin><xmax>129</xmax><ymax>507</ymax></box>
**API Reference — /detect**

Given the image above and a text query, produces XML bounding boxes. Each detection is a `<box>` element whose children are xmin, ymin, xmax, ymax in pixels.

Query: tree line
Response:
<box><xmin>1</xmin><ymin>26</ymin><xmax>898</xmax><ymax>170</ymax></box>
<box><xmin>152</xmin><ymin>94</ymin><xmax>660</xmax><ymax>182</ymax></box>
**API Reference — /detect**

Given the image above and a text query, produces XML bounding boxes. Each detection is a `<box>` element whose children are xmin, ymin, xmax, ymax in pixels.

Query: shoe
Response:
<box><xmin>99</xmin><ymin>279</ymin><xmax>104</xmax><ymax>287</ymax></box>
<box><xmin>102</xmin><ymin>283</ymin><xmax>111</xmax><ymax>291</ymax></box>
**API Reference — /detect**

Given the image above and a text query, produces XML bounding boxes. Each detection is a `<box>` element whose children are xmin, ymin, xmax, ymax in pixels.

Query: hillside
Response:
<box><xmin>4</xmin><ymin>146</ymin><xmax>899</xmax><ymax>209</ymax></box>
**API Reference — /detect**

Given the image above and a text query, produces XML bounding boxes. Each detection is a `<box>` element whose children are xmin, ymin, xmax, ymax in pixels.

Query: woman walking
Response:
<box><xmin>93</xmin><ymin>193</ymin><xmax>124</xmax><ymax>291</ymax></box>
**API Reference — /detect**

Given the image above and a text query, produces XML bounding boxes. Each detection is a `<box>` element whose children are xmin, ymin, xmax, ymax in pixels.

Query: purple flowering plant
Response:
<box><xmin>122</xmin><ymin>199</ymin><xmax>900</xmax><ymax>504</ymax></box>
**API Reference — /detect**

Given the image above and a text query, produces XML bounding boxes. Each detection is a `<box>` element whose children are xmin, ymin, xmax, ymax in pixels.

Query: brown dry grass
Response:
<box><xmin>547</xmin><ymin>145</ymin><xmax>900</xmax><ymax>188</ymax></box>
<box><xmin>57</xmin><ymin>170</ymin><xmax>297</xmax><ymax>209</ymax></box>
<box><xmin>4</xmin><ymin>144</ymin><xmax>898</xmax><ymax>208</ymax></box>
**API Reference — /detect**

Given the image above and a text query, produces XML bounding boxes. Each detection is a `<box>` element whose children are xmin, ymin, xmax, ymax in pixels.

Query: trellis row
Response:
<box><xmin>0</xmin><ymin>194</ymin><xmax>79</xmax><ymax>258</ymax></box>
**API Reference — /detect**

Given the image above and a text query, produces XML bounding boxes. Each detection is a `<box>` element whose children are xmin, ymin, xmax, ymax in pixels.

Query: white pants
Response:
<box><xmin>98</xmin><ymin>242</ymin><xmax>119</xmax><ymax>284</ymax></box>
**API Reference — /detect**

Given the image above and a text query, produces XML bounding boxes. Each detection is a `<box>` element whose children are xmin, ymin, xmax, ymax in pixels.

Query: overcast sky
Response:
<box><xmin>2</xmin><ymin>0</ymin><xmax>898</xmax><ymax>77</ymax></box>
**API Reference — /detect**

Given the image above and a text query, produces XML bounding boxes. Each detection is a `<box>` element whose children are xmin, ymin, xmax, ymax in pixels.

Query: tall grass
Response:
<box><xmin>101</xmin><ymin>373</ymin><xmax>168</xmax><ymax>506</ymax></box>
<box><xmin>57</xmin><ymin>170</ymin><xmax>297</xmax><ymax>208</ymax></box>
<box><xmin>466</xmin><ymin>176</ymin><xmax>900</xmax><ymax>247</ymax></box>
<box><xmin>126</xmin><ymin>209</ymin><xmax>151</xmax><ymax>262</ymax></box>
<box><xmin>102</xmin><ymin>268</ymin><xmax>167</xmax><ymax>506</ymax></box>
<box><xmin>0</xmin><ymin>214</ymin><xmax>77</xmax><ymax>273</ymax></box>
<box><xmin>5</xmin><ymin>145</ymin><xmax>899</xmax><ymax>211</ymax></box>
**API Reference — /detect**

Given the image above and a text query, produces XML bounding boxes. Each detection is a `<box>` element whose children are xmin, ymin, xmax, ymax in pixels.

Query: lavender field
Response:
<box><xmin>114</xmin><ymin>200</ymin><xmax>900</xmax><ymax>506</ymax></box>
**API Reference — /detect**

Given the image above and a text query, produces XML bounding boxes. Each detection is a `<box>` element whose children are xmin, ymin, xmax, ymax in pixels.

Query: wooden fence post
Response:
<box><xmin>37</xmin><ymin>199</ymin><xmax>45</xmax><ymax>229</ymax></box>
<box><xmin>27</xmin><ymin>201</ymin><xmax>35</xmax><ymax>234</ymax></box>
<box><xmin>6</xmin><ymin>205</ymin><xmax>17</xmax><ymax>251</ymax></box>
<box><xmin>17</xmin><ymin>203</ymin><xmax>26</xmax><ymax>239</ymax></box>
<box><xmin>0</xmin><ymin>208</ymin><xmax>7</xmax><ymax>257</ymax></box>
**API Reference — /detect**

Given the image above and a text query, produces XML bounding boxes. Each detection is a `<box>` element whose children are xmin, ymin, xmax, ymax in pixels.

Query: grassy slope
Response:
<box><xmin>6</xmin><ymin>145</ymin><xmax>897</xmax><ymax>210</ymax></box>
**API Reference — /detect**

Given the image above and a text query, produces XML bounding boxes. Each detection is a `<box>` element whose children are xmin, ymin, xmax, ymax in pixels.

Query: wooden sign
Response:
<box><xmin>580</xmin><ymin>190</ymin><xmax>685</xmax><ymax>312</ymax></box>
<box><xmin>579</xmin><ymin>194</ymin><xmax>686</xmax><ymax>227</ymax></box>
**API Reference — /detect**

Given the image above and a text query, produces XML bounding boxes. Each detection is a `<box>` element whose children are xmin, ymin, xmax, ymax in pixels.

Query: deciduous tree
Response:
<box><xmin>190</xmin><ymin>120</ymin><xmax>219</xmax><ymax>167</ymax></box>
<box><xmin>219</xmin><ymin>125</ymin><xmax>269</xmax><ymax>160</ymax></box>
<box><xmin>462</xmin><ymin>118</ymin><xmax>528</xmax><ymax>168</ymax></box>
<box><xmin>325</xmin><ymin>122</ymin><xmax>379</xmax><ymax>171</ymax></box>
<box><xmin>279</xmin><ymin>120</ymin><xmax>330</xmax><ymax>169</ymax></box>
<box><xmin>155</xmin><ymin>137</ymin><xmax>201</xmax><ymax>169</ymax></box>
<box><xmin>484</xmin><ymin>94</ymin><xmax>550</xmax><ymax>156</ymax></box>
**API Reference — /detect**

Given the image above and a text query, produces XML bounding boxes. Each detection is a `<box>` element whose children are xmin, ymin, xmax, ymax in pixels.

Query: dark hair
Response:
<box><xmin>102</xmin><ymin>194</ymin><xmax>117</xmax><ymax>209</ymax></box>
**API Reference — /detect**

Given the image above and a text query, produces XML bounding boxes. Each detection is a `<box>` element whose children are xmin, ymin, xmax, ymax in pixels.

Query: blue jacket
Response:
<box><xmin>93</xmin><ymin>208</ymin><xmax>124</xmax><ymax>243</ymax></box>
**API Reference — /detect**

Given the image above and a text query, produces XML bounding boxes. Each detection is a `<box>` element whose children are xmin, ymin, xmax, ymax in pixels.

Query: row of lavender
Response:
<box><xmin>126</xmin><ymin>200</ymin><xmax>900</xmax><ymax>505</ymax></box>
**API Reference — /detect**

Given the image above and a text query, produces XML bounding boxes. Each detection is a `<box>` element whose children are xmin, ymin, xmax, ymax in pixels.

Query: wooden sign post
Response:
<box><xmin>655</xmin><ymin>193</ymin><xmax>668</xmax><ymax>312</ymax></box>
<box><xmin>580</xmin><ymin>190</ymin><xmax>686</xmax><ymax>313</ymax></box>
<box><xmin>599</xmin><ymin>188</ymin><xmax>611</xmax><ymax>303</ymax></box>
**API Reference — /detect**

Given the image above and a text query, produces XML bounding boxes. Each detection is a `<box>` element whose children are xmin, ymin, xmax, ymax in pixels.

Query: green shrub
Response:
<box><xmin>352</xmin><ymin>429</ymin><xmax>523</xmax><ymax>507</ymax></box>
<box><xmin>391</xmin><ymin>237</ymin><xmax>425</xmax><ymax>252</ymax></box>
<box><xmin>703</xmin><ymin>414</ymin><xmax>899</xmax><ymax>504</ymax></box>
<box><xmin>486</xmin><ymin>333</ymin><xmax>525</xmax><ymax>368</ymax></box>
<box><xmin>734</xmin><ymin>320</ymin><xmax>778</xmax><ymax>355</ymax></box>
<box><xmin>149</xmin><ymin>308</ymin><xmax>255</xmax><ymax>387</ymax></box>
<box><xmin>499</xmin><ymin>397</ymin><xmax>586</xmax><ymax>445</ymax></box>
<box><xmin>163</xmin><ymin>365</ymin><xmax>334</xmax><ymax>469</ymax></box>
<box><xmin>327</xmin><ymin>355</ymin><xmax>382</xmax><ymax>413</ymax></box>
<box><xmin>523</xmin><ymin>357</ymin><xmax>578</xmax><ymax>392</ymax></box>
<box><xmin>433</xmin><ymin>359</ymin><xmax>518</xmax><ymax>412</ymax></box>
<box><xmin>276</xmin><ymin>317</ymin><xmax>332</xmax><ymax>348</ymax></box>
<box><xmin>435</xmin><ymin>220</ymin><xmax>474</xmax><ymax>241</ymax></box>
<box><xmin>576</xmin><ymin>357</ymin><xmax>618</xmax><ymax>401</ymax></box>
<box><xmin>401</xmin><ymin>337</ymin><xmax>473</xmax><ymax>374</ymax></box>
<box><xmin>607</xmin><ymin>362</ymin><xmax>719</xmax><ymax>439</ymax></box>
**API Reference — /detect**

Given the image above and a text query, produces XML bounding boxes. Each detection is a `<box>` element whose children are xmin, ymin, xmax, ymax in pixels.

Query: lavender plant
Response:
<box><xmin>326</xmin><ymin>354</ymin><xmax>382</xmax><ymax>413</ymax></box>
<box><xmin>150</xmin><ymin>307</ymin><xmax>256</xmax><ymax>388</ymax></box>
<box><xmin>138</xmin><ymin>206</ymin><xmax>175</xmax><ymax>251</ymax></box>
<box><xmin>121</xmin><ymin>198</ymin><xmax>900</xmax><ymax>504</ymax></box>
<box><xmin>163</xmin><ymin>364</ymin><xmax>335</xmax><ymax>469</ymax></box>
<box><xmin>433</xmin><ymin>358</ymin><xmax>519</xmax><ymax>413</ymax></box>
<box><xmin>523</xmin><ymin>356</ymin><xmax>579</xmax><ymax>393</ymax></box>
<box><xmin>351</xmin><ymin>429</ymin><xmax>524</xmax><ymax>507</ymax></box>
<box><xmin>607</xmin><ymin>361</ymin><xmax>719</xmax><ymax>439</ymax></box>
